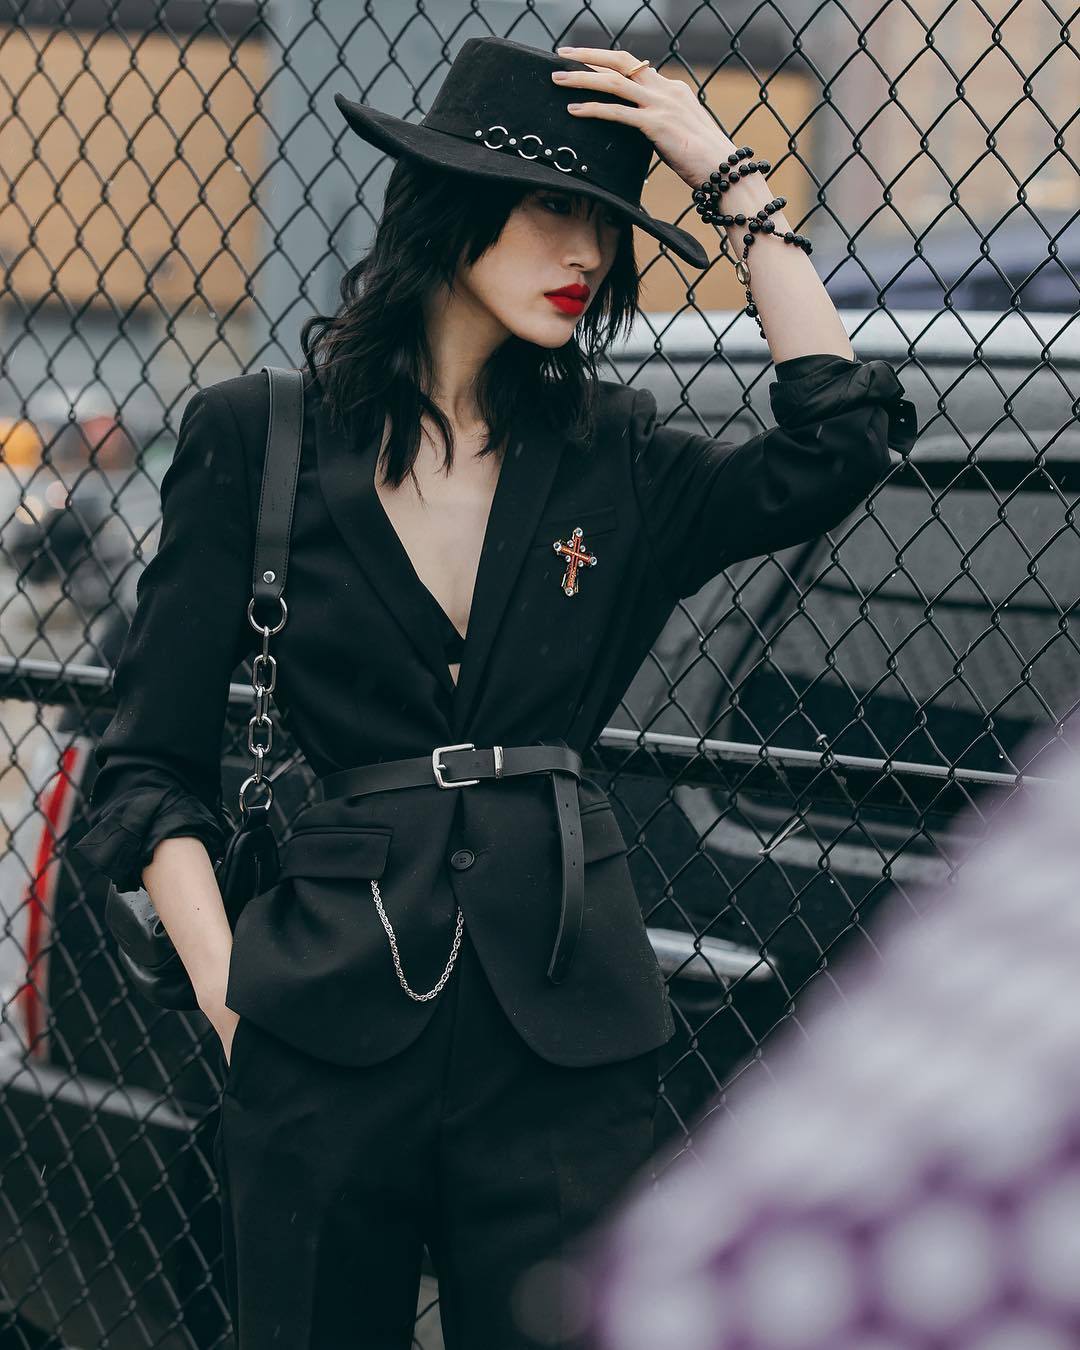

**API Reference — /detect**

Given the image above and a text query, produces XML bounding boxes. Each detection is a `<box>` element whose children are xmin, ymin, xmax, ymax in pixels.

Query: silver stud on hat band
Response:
<box><xmin>474</xmin><ymin>125</ymin><xmax>588</xmax><ymax>174</ymax></box>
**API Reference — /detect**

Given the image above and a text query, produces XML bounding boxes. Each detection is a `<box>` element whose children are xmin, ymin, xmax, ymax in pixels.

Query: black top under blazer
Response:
<box><xmin>75</xmin><ymin>353</ymin><xmax>915</xmax><ymax>1068</ymax></box>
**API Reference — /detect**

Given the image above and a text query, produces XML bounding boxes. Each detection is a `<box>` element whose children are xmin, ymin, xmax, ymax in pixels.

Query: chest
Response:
<box><xmin>283</xmin><ymin>389</ymin><xmax>651</xmax><ymax>746</ymax></box>
<box><xmin>373</xmin><ymin>422</ymin><xmax>503</xmax><ymax>647</ymax></box>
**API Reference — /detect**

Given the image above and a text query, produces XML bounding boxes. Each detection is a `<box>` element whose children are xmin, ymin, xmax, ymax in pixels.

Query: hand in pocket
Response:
<box><xmin>222</xmin><ymin>1010</ymin><xmax>241</xmax><ymax>1065</ymax></box>
<box><xmin>209</xmin><ymin>1006</ymin><xmax>242</xmax><ymax>1065</ymax></box>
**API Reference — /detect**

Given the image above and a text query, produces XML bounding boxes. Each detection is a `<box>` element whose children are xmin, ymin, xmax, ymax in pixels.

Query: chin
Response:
<box><xmin>504</xmin><ymin>321</ymin><xmax>577</xmax><ymax>349</ymax></box>
<box><xmin>538</xmin><ymin>330</ymin><xmax>578</xmax><ymax>349</ymax></box>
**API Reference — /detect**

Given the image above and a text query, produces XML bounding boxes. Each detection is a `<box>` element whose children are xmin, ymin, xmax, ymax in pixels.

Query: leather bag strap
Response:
<box><xmin>252</xmin><ymin>365</ymin><xmax>305</xmax><ymax>617</ymax></box>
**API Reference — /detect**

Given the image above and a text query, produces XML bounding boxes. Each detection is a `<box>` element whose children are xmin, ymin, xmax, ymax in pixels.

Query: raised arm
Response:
<box><xmin>553</xmin><ymin>48</ymin><xmax>918</xmax><ymax>601</ymax></box>
<box><xmin>628</xmin><ymin>353</ymin><xmax>914</xmax><ymax>602</ymax></box>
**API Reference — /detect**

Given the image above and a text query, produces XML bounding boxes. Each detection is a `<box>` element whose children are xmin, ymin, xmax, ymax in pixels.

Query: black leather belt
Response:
<box><xmin>312</xmin><ymin>742</ymin><xmax>585</xmax><ymax>984</ymax></box>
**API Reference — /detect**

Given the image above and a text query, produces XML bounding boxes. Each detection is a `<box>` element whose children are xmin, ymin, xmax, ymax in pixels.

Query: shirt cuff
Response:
<box><xmin>74</xmin><ymin>784</ymin><xmax>228</xmax><ymax>894</ymax></box>
<box><xmin>769</xmin><ymin>356</ymin><xmax>919</xmax><ymax>454</ymax></box>
<box><xmin>773</xmin><ymin>353</ymin><xmax>861</xmax><ymax>383</ymax></box>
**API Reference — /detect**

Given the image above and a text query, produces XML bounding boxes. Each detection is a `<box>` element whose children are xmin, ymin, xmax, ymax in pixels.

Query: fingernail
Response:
<box><xmin>567</xmin><ymin>103</ymin><xmax>582</xmax><ymax>111</ymax></box>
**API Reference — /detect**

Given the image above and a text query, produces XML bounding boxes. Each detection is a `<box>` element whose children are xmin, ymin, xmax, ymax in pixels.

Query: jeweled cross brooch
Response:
<box><xmin>552</xmin><ymin>526</ymin><xmax>597</xmax><ymax>596</ymax></box>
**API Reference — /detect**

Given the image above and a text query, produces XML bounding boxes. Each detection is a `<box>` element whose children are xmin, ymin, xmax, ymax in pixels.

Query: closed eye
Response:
<box><xmin>540</xmin><ymin>195</ymin><xmax>623</xmax><ymax>229</ymax></box>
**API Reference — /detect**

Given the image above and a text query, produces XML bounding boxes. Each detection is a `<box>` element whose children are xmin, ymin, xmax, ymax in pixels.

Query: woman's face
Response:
<box><xmin>459</xmin><ymin>187</ymin><xmax>625</xmax><ymax>347</ymax></box>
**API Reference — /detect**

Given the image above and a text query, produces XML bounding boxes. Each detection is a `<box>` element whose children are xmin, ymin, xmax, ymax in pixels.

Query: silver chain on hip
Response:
<box><xmin>369</xmin><ymin>880</ymin><xmax>465</xmax><ymax>1001</ymax></box>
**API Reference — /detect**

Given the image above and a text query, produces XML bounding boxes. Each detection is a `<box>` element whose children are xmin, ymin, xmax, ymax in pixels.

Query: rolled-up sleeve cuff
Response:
<box><xmin>74</xmin><ymin>785</ymin><xmax>227</xmax><ymax>894</ymax></box>
<box><xmin>770</xmin><ymin>356</ymin><xmax>919</xmax><ymax>454</ymax></box>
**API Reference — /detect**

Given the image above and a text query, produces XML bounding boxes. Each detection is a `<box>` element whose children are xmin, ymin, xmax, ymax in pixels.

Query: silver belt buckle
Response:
<box><xmin>432</xmin><ymin>742</ymin><xmax>480</xmax><ymax>788</ymax></box>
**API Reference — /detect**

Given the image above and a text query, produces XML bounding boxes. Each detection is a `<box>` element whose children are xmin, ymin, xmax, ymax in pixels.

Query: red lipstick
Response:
<box><xmin>544</xmin><ymin>283</ymin><xmax>589</xmax><ymax>316</ymax></box>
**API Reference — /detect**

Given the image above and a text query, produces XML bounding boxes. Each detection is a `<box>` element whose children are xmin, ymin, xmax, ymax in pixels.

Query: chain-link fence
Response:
<box><xmin>0</xmin><ymin>0</ymin><xmax>1076</xmax><ymax>1345</ymax></box>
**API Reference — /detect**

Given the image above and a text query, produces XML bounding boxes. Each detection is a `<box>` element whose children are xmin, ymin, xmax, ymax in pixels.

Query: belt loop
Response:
<box><xmin>493</xmin><ymin>744</ymin><xmax>504</xmax><ymax>778</ymax></box>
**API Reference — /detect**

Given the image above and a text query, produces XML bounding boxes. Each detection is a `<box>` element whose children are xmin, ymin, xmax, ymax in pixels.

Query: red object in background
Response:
<box><xmin>78</xmin><ymin>414</ymin><xmax>136</xmax><ymax>467</ymax></box>
<box><xmin>13</xmin><ymin>744</ymin><xmax>82</xmax><ymax>1057</ymax></box>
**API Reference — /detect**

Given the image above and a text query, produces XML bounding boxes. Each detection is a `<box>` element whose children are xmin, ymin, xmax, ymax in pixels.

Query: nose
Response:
<box><xmin>563</xmin><ymin>203</ymin><xmax>606</xmax><ymax>272</ymax></box>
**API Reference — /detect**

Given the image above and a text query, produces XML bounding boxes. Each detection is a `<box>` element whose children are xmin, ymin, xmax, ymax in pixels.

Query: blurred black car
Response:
<box><xmin>2</xmin><ymin>402</ymin><xmax>163</xmax><ymax>612</ymax></box>
<box><xmin>819</xmin><ymin>208</ymin><xmax>1078</xmax><ymax>312</ymax></box>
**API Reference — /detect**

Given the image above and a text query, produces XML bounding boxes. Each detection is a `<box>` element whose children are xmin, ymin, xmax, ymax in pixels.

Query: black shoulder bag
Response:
<box><xmin>103</xmin><ymin>365</ymin><xmax>306</xmax><ymax>1010</ymax></box>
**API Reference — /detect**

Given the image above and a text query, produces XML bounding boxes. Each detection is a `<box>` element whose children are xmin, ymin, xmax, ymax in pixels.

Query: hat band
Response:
<box><xmin>421</xmin><ymin>110</ymin><xmax>593</xmax><ymax>181</ymax></box>
<box><xmin>473</xmin><ymin>124</ymin><xmax>589</xmax><ymax>176</ymax></box>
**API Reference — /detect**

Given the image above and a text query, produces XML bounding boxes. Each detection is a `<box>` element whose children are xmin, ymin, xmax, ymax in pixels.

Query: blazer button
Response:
<box><xmin>449</xmin><ymin>848</ymin><xmax>476</xmax><ymax>871</ymax></box>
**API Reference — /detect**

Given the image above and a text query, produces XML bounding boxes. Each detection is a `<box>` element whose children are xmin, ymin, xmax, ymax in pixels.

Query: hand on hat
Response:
<box><xmin>552</xmin><ymin>46</ymin><xmax>739</xmax><ymax>191</ymax></box>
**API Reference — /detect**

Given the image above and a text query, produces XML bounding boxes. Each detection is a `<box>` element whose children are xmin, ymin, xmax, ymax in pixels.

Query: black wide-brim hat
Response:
<box><xmin>334</xmin><ymin>35</ymin><xmax>710</xmax><ymax>270</ymax></box>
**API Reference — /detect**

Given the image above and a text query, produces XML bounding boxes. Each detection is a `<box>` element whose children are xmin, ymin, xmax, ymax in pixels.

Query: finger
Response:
<box><xmin>556</xmin><ymin>45</ymin><xmax>648</xmax><ymax>75</ymax></box>
<box><xmin>552</xmin><ymin>68</ymin><xmax>650</xmax><ymax>103</ymax></box>
<box><xmin>565</xmin><ymin>101</ymin><xmax>650</xmax><ymax>128</ymax></box>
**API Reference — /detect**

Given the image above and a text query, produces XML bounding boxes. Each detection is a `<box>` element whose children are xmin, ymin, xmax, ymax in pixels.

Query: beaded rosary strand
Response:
<box><xmin>691</xmin><ymin>146</ymin><xmax>813</xmax><ymax>341</ymax></box>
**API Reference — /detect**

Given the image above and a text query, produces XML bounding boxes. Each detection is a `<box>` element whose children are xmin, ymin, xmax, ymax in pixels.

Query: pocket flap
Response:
<box><xmin>532</xmin><ymin>503</ymin><xmax>617</xmax><ymax>548</ymax></box>
<box><xmin>580</xmin><ymin>804</ymin><xmax>629</xmax><ymax>863</ymax></box>
<box><xmin>279</xmin><ymin>826</ymin><xmax>393</xmax><ymax>880</ymax></box>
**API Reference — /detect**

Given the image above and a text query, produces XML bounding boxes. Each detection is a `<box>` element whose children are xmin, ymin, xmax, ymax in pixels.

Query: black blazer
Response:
<box><xmin>75</xmin><ymin>354</ymin><xmax>914</xmax><ymax>1068</ymax></box>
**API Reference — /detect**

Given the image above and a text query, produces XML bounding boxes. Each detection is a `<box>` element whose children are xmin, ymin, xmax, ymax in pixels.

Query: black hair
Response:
<box><xmin>299</xmin><ymin>156</ymin><xmax>640</xmax><ymax>494</ymax></box>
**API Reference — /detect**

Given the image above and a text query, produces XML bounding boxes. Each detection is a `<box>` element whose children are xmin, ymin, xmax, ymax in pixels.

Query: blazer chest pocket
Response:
<box><xmin>279</xmin><ymin>826</ymin><xmax>393</xmax><ymax>881</ymax></box>
<box><xmin>530</xmin><ymin>503</ymin><xmax>618</xmax><ymax>551</ymax></box>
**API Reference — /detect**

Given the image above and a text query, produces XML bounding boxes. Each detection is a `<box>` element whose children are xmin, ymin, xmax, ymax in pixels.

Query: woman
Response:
<box><xmin>75</xmin><ymin>34</ymin><xmax>916</xmax><ymax>1350</ymax></box>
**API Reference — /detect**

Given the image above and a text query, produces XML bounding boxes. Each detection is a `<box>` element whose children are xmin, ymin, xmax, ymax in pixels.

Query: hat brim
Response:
<box><xmin>334</xmin><ymin>93</ymin><xmax>710</xmax><ymax>270</ymax></box>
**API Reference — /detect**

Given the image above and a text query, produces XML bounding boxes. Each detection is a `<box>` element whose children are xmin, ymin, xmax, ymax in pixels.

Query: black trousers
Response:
<box><xmin>211</xmin><ymin>922</ymin><xmax>660</xmax><ymax>1349</ymax></box>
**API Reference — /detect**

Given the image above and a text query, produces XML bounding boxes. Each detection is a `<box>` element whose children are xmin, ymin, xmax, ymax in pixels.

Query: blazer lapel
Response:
<box><xmin>450</xmin><ymin>410</ymin><xmax>565</xmax><ymax>736</ymax></box>
<box><xmin>314</xmin><ymin>384</ymin><xmax>566</xmax><ymax>732</ymax></box>
<box><xmin>315</xmin><ymin>390</ymin><xmax>459</xmax><ymax>704</ymax></box>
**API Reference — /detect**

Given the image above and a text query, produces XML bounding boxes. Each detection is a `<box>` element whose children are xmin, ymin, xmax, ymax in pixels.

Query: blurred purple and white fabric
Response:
<box><xmin>571</xmin><ymin>734</ymin><xmax>1080</xmax><ymax>1350</ymax></box>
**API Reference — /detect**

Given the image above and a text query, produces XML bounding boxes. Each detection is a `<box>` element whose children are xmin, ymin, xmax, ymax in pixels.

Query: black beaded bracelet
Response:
<box><xmin>691</xmin><ymin>146</ymin><xmax>813</xmax><ymax>341</ymax></box>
